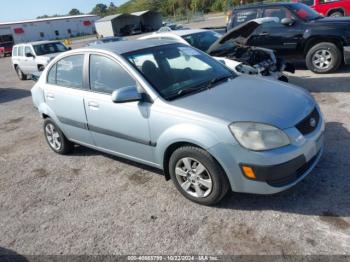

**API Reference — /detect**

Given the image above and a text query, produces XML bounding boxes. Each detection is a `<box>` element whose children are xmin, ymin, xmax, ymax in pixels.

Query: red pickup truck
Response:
<box><xmin>297</xmin><ymin>0</ymin><xmax>350</xmax><ymax>16</ymax></box>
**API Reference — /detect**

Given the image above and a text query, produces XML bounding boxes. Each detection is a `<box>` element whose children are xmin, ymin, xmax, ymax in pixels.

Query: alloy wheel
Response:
<box><xmin>312</xmin><ymin>49</ymin><xmax>332</xmax><ymax>70</ymax></box>
<box><xmin>175</xmin><ymin>157</ymin><xmax>213</xmax><ymax>198</ymax></box>
<box><xmin>45</xmin><ymin>123</ymin><xmax>62</xmax><ymax>151</ymax></box>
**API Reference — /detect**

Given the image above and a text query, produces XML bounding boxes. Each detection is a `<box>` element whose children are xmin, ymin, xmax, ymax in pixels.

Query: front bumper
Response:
<box><xmin>344</xmin><ymin>46</ymin><xmax>350</xmax><ymax>65</ymax></box>
<box><xmin>208</xmin><ymin>111</ymin><xmax>325</xmax><ymax>195</ymax></box>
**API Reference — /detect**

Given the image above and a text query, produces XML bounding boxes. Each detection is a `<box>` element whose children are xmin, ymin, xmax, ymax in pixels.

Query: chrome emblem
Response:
<box><xmin>309</xmin><ymin>117</ymin><xmax>316</xmax><ymax>128</ymax></box>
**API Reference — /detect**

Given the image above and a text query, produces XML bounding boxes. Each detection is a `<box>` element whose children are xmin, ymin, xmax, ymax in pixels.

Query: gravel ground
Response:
<box><xmin>0</xmin><ymin>41</ymin><xmax>350</xmax><ymax>256</ymax></box>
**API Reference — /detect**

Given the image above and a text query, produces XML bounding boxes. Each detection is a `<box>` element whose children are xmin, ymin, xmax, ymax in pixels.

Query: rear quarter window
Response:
<box><xmin>232</xmin><ymin>9</ymin><xmax>259</xmax><ymax>27</ymax></box>
<box><xmin>47</xmin><ymin>55</ymin><xmax>85</xmax><ymax>89</ymax></box>
<box><xmin>12</xmin><ymin>47</ymin><xmax>18</xmax><ymax>56</ymax></box>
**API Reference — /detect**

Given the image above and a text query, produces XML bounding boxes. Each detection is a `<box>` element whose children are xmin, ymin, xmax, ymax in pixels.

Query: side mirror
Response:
<box><xmin>68</xmin><ymin>47</ymin><xmax>72</xmax><ymax>50</ymax></box>
<box><xmin>25</xmin><ymin>52</ymin><xmax>34</xmax><ymax>58</ymax></box>
<box><xmin>111</xmin><ymin>86</ymin><xmax>142</xmax><ymax>103</ymax></box>
<box><xmin>281</xmin><ymin>18</ymin><xmax>295</xmax><ymax>26</ymax></box>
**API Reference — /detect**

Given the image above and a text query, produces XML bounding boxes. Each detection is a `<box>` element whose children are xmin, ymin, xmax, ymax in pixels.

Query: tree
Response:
<box><xmin>107</xmin><ymin>2</ymin><xmax>118</xmax><ymax>15</ymax></box>
<box><xmin>91</xmin><ymin>3</ymin><xmax>108</xmax><ymax>17</ymax></box>
<box><xmin>69</xmin><ymin>8</ymin><xmax>82</xmax><ymax>16</ymax></box>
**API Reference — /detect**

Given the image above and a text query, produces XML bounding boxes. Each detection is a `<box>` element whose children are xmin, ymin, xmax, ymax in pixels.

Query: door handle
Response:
<box><xmin>46</xmin><ymin>93</ymin><xmax>55</xmax><ymax>99</ymax></box>
<box><xmin>259</xmin><ymin>32</ymin><xmax>269</xmax><ymax>36</ymax></box>
<box><xmin>88</xmin><ymin>101</ymin><xmax>99</xmax><ymax>109</ymax></box>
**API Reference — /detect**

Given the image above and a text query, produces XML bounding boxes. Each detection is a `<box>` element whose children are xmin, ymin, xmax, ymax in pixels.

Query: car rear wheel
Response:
<box><xmin>16</xmin><ymin>66</ymin><xmax>27</xmax><ymax>80</ymax></box>
<box><xmin>306</xmin><ymin>42</ymin><xmax>342</xmax><ymax>74</ymax></box>
<box><xmin>329</xmin><ymin>11</ymin><xmax>343</xmax><ymax>17</ymax></box>
<box><xmin>169</xmin><ymin>146</ymin><xmax>229</xmax><ymax>205</ymax></box>
<box><xmin>43</xmin><ymin>119</ymin><xmax>73</xmax><ymax>155</ymax></box>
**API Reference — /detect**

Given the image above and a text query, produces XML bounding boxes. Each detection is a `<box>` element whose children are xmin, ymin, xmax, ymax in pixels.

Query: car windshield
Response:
<box><xmin>183</xmin><ymin>31</ymin><xmax>222</xmax><ymax>52</ymax></box>
<box><xmin>33</xmin><ymin>42</ymin><xmax>68</xmax><ymax>56</ymax></box>
<box><xmin>290</xmin><ymin>3</ymin><xmax>323</xmax><ymax>20</ymax></box>
<box><xmin>124</xmin><ymin>44</ymin><xmax>235</xmax><ymax>100</ymax></box>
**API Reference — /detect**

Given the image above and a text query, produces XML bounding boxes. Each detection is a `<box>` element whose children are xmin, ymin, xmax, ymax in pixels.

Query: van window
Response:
<box><xmin>232</xmin><ymin>9</ymin><xmax>258</xmax><ymax>27</ymax></box>
<box><xmin>12</xmin><ymin>46</ymin><xmax>18</xmax><ymax>56</ymax></box>
<box><xmin>18</xmin><ymin>46</ymin><xmax>24</xmax><ymax>56</ymax></box>
<box><xmin>54</xmin><ymin>55</ymin><xmax>84</xmax><ymax>89</ymax></box>
<box><xmin>89</xmin><ymin>54</ymin><xmax>136</xmax><ymax>94</ymax></box>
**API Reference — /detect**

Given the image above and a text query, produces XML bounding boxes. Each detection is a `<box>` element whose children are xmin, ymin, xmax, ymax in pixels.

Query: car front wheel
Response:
<box><xmin>43</xmin><ymin>119</ymin><xmax>73</xmax><ymax>154</ymax></box>
<box><xmin>169</xmin><ymin>146</ymin><xmax>229</xmax><ymax>205</ymax></box>
<box><xmin>306</xmin><ymin>42</ymin><xmax>342</xmax><ymax>74</ymax></box>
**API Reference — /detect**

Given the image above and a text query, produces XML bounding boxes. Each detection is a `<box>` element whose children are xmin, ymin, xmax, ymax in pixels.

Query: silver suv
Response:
<box><xmin>12</xmin><ymin>41</ymin><xmax>70</xmax><ymax>80</ymax></box>
<box><xmin>31</xmin><ymin>40</ymin><xmax>324</xmax><ymax>205</ymax></box>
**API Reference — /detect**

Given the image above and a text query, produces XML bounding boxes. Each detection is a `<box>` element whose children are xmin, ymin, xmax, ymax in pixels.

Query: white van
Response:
<box><xmin>12</xmin><ymin>41</ymin><xmax>70</xmax><ymax>80</ymax></box>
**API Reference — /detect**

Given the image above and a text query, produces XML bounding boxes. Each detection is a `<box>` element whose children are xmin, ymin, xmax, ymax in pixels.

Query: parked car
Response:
<box><xmin>295</xmin><ymin>0</ymin><xmax>350</xmax><ymax>17</ymax></box>
<box><xmin>87</xmin><ymin>36</ymin><xmax>124</xmax><ymax>46</ymax></box>
<box><xmin>31</xmin><ymin>40</ymin><xmax>324</xmax><ymax>205</ymax></box>
<box><xmin>12</xmin><ymin>41</ymin><xmax>70</xmax><ymax>80</ymax></box>
<box><xmin>0</xmin><ymin>47</ymin><xmax>4</xmax><ymax>58</ymax></box>
<box><xmin>140</xmin><ymin>23</ymin><xmax>294</xmax><ymax>81</ymax></box>
<box><xmin>0</xmin><ymin>34</ymin><xmax>14</xmax><ymax>56</ymax></box>
<box><xmin>226</xmin><ymin>2</ymin><xmax>350</xmax><ymax>73</ymax></box>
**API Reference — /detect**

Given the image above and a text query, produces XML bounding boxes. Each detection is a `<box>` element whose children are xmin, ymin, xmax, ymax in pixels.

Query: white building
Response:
<box><xmin>95</xmin><ymin>10</ymin><xmax>162</xmax><ymax>37</ymax></box>
<box><xmin>0</xmin><ymin>15</ymin><xmax>99</xmax><ymax>45</ymax></box>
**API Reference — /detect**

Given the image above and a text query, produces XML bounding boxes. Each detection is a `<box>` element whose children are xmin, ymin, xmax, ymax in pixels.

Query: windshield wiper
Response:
<box><xmin>166</xmin><ymin>75</ymin><xmax>232</xmax><ymax>100</ymax></box>
<box><xmin>206</xmin><ymin>75</ymin><xmax>232</xmax><ymax>89</ymax></box>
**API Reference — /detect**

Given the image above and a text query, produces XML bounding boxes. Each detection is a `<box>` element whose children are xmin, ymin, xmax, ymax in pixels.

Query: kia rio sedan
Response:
<box><xmin>31</xmin><ymin>40</ymin><xmax>325</xmax><ymax>205</ymax></box>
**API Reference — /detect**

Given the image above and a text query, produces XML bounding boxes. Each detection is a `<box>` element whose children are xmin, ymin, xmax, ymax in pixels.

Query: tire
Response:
<box><xmin>329</xmin><ymin>11</ymin><xmax>343</xmax><ymax>17</ymax></box>
<box><xmin>306</xmin><ymin>42</ymin><xmax>342</xmax><ymax>74</ymax></box>
<box><xmin>169</xmin><ymin>146</ymin><xmax>229</xmax><ymax>205</ymax></box>
<box><xmin>16</xmin><ymin>66</ymin><xmax>27</xmax><ymax>80</ymax></box>
<box><xmin>43</xmin><ymin>118</ymin><xmax>73</xmax><ymax>155</ymax></box>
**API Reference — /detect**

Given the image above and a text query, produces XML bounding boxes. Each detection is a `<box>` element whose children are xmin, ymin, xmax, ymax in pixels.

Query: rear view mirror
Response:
<box><xmin>281</xmin><ymin>18</ymin><xmax>295</xmax><ymax>26</ymax></box>
<box><xmin>111</xmin><ymin>86</ymin><xmax>142</xmax><ymax>103</ymax></box>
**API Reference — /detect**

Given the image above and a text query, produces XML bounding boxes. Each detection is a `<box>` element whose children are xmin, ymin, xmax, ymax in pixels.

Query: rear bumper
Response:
<box><xmin>344</xmin><ymin>46</ymin><xmax>350</xmax><ymax>65</ymax></box>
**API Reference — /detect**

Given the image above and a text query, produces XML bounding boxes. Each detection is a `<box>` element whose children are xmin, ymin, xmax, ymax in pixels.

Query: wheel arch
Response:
<box><xmin>304</xmin><ymin>37</ymin><xmax>344</xmax><ymax>56</ymax></box>
<box><xmin>155</xmin><ymin>123</ymin><xmax>224</xmax><ymax>180</ymax></box>
<box><xmin>326</xmin><ymin>7</ymin><xmax>345</xmax><ymax>16</ymax></box>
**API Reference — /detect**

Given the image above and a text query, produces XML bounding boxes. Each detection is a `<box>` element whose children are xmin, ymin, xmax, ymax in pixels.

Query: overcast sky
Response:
<box><xmin>0</xmin><ymin>0</ymin><xmax>128</xmax><ymax>22</ymax></box>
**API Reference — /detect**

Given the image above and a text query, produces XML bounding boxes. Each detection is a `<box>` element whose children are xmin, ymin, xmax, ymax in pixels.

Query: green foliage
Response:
<box><xmin>68</xmin><ymin>8</ymin><xmax>82</xmax><ymax>16</ymax></box>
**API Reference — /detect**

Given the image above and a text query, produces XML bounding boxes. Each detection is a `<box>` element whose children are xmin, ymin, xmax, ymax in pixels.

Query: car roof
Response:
<box><xmin>14</xmin><ymin>40</ymin><xmax>62</xmax><ymax>46</ymax></box>
<box><xmin>86</xmin><ymin>39</ymin><xmax>179</xmax><ymax>55</ymax></box>
<box><xmin>157</xmin><ymin>29</ymin><xmax>209</xmax><ymax>37</ymax></box>
<box><xmin>233</xmin><ymin>2</ymin><xmax>297</xmax><ymax>10</ymax></box>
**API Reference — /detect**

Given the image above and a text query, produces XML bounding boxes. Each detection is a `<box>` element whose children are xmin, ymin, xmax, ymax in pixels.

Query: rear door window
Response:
<box><xmin>54</xmin><ymin>55</ymin><xmax>85</xmax><ymax>89</ymax></box>
<box><xmin>18</xmin><ymin>46</ymin><xmax>24</xmax><ymax>56</ymax></box>
<box><xmin>232</xmin><ymin>9</ymin><xmax>259</xmax><ymax>27</ymax></box>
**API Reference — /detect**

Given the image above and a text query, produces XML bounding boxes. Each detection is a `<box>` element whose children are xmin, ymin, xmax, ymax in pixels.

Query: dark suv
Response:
<box><xmin>226</xmin><ymin>2</ymin><xmax>350</xmax><ymax>73</ymax></box>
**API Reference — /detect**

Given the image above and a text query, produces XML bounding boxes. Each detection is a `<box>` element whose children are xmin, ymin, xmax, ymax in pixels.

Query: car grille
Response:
<box><xmin>295</xmin><ymin>108</ymin><xmax>320</xmax><ymax>135</ymax></box>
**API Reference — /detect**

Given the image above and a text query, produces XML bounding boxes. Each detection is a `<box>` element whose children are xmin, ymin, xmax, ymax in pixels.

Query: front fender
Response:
<box><xmin>154</xmin><ymin>123</ymin><xmax>222</xmax><ymax>168</ymax></box>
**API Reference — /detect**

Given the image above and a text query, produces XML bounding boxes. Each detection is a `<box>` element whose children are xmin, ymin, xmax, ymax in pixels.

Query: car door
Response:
<box><xmin>84</xmin><ymin>53</ymin><xmax>155</xmax><ymax>164</ymax></box>
<box><xmin>44</xmin><ymin>54</ymin><xmax>95</xmax><ymax>145</ymax></box>
<box><xmin>23</xmin><ymin>45</ymin><xmax>37</xmax><ymax>74</ymax></box>
<box><xmin>249</xmin><ymin>6</ymin><xmax>306</xmax><ymax>55</ymax></box>
<box><xmin>16</xmin><ymin>45</ymin><xmax>26</xmax><ymax>71</ymax></box>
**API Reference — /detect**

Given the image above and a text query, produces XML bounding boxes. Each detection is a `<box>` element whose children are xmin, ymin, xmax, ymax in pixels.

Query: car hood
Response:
<box><xmin>171</xmin><ymin>75</ymin><xmax>315</xmax><ymax>129</ymax></box>
<box><xmin>311</xmin><ymin>16</ymin><xmax>350</xmax><ymax>26</ymax></box>
<box><xmin>207</xmin><ymin>17</ymin><xmax>279</xmax><ymax>54</ymax></box>
<box><xmin>37</xmin><ymin>52</ymin><xmax>63</xmax><ymax>60</ymax></box>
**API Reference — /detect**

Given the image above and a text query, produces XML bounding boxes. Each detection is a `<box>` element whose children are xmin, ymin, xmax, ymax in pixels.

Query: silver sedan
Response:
<box><xmin>31</xmin><ymin>40</ymin><xmax>324</xmax><ymax>205</ymax></box>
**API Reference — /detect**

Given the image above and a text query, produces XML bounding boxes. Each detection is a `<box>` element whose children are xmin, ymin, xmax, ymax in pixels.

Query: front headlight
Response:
<box><xmin>229</xmin><ymin>122</ymin><xmax>290</xmax><ymax>151</ymax></box>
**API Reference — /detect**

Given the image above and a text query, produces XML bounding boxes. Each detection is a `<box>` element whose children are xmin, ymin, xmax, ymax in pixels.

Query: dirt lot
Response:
<box><xmin>1</xmin><ymin>38</ymin><xmax>350</xmax><ymax>256</ymax></box>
